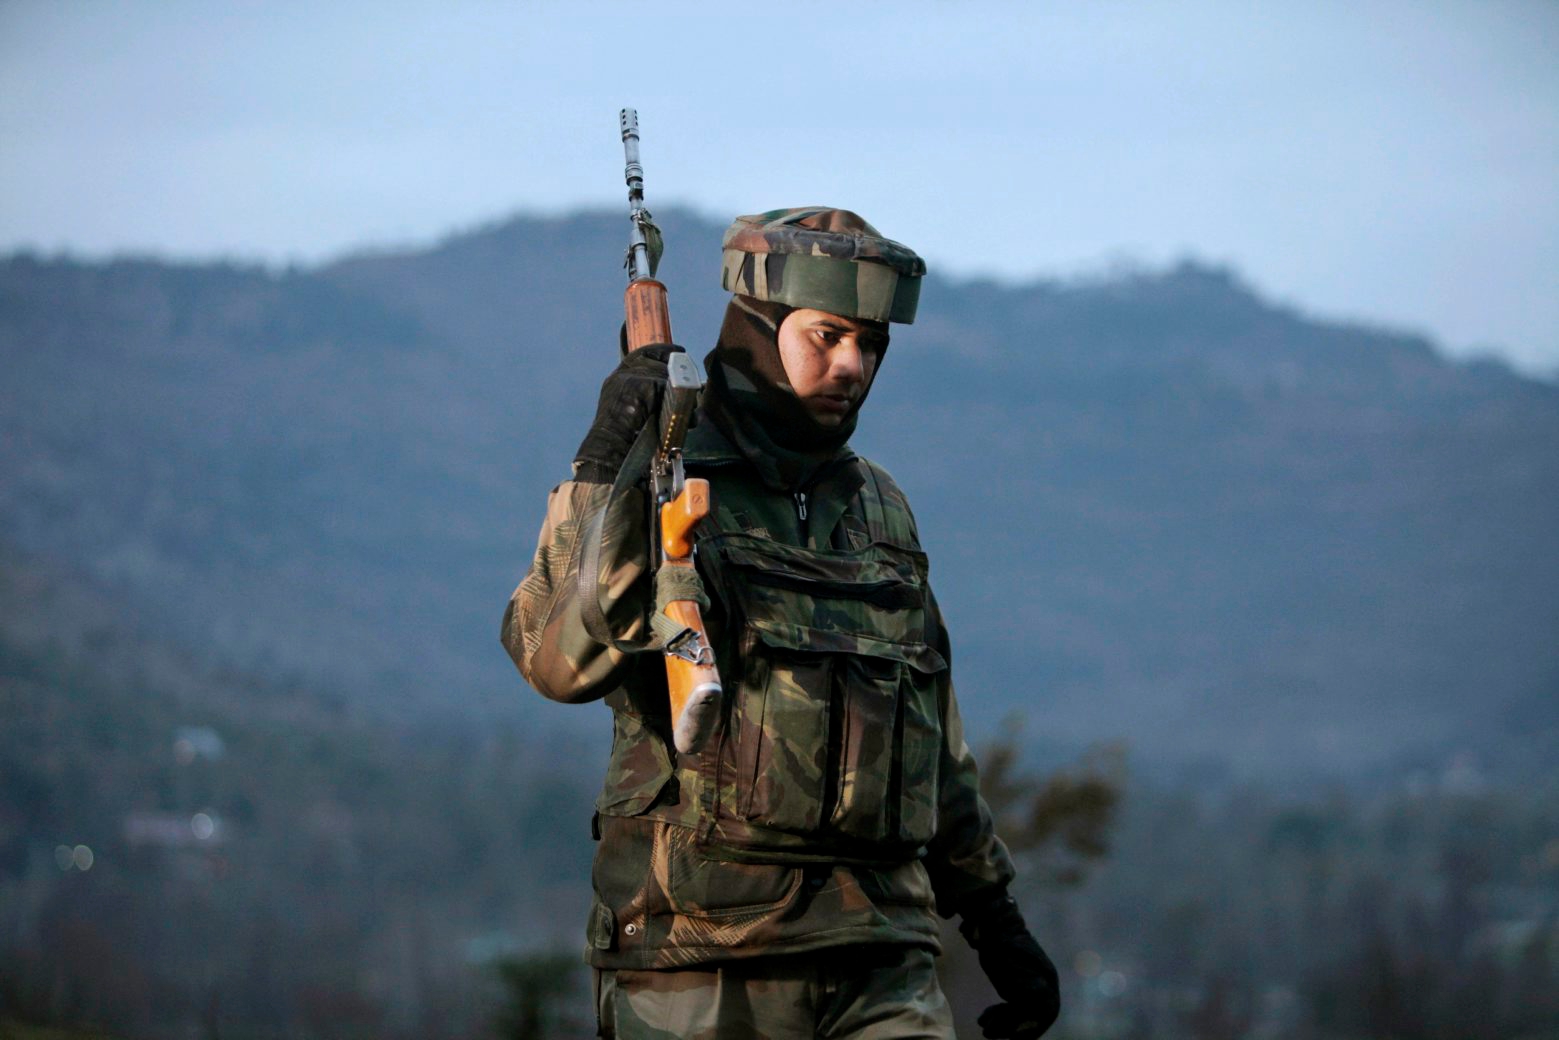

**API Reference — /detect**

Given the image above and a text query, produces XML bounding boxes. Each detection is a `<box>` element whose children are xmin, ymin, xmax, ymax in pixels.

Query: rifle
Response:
<box><xmin>618</xmin><ymin>108</ymin><xmax>722</xmax><ymax>754</ymax></box>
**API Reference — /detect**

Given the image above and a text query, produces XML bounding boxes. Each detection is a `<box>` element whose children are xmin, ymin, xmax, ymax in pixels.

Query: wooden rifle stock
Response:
<box><xmin>656</xmin><ymin>476</ymin><xmax>720</xmax><ymax>754</ymax></box>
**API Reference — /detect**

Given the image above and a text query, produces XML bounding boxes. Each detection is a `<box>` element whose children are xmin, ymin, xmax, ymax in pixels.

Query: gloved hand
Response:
<box><xmin>572</xmin><ymin>343</ymin><xmax>685</xmax><ymax>483</ymax></box>
<box><xmin>958</xmin><ymin>887</ymin><xmax>1061</xmax><ymax>1039</ymax></box>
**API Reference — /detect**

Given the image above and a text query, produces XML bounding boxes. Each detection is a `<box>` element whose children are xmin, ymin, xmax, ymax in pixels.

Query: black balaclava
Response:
<box><xmin>701</xmin><ymin>295</ymin><xmax>887</xmax><ymax>493</ymax></box>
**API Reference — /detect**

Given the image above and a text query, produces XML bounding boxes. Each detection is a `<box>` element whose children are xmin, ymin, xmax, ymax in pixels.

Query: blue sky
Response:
<box><xmin>2</xmin><ymin>1</ymin><xmax>1555</xmax><ymax>374</ymax></box>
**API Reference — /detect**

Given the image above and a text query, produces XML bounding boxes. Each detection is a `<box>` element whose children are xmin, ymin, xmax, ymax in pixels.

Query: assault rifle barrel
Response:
<box><xmin>620</xmin><ymin>108</ymin><xmax>653</xmax><ymax>284</ymax></box>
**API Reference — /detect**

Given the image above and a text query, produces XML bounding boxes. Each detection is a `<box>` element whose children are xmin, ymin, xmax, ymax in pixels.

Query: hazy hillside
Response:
<box><xmin>2</xmin><ymin>209</ymin><xmax>1556</xmax><ymax>776</ymax></box>
<box><xmin>0</xmin><ymin>539</ymin><xmax>597</xmax><ymax>1034</ymax></box>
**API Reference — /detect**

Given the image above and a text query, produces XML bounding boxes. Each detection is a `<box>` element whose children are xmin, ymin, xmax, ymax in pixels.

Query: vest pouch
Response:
<box><xmin>706</xmin><ymin>533</ymin><xmax>948</xmax><ymax>852</ymax></box>
<box><xmin>820</xmin><ymin>637</ymin><xmax>948</xmax><ymax>846</ymax></box>
<box><xmin>827</xmin><ymin>653</ymin><xmax>903</xmax><ymax>841</ymax></box>
<box><xmin>662</xmin><ymin>820</ymin><xmax>802</xmax><ymax>918</ymax></box>
<box><xmin>731</xmin><ymin>640</ymin><xmax>833</xmax><ymax>832</ymax></box>
<box><xmin>895</xmin><ymin>666</ymin><xmax>943</xmax><ymax>844</ymax></box>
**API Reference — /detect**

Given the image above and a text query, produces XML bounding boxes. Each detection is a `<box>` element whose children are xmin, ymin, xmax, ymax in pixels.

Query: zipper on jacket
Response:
<box><xmin>794</xmin><ymin>492</ymin><xmax>808</xmax><ymax>521</ymax></box>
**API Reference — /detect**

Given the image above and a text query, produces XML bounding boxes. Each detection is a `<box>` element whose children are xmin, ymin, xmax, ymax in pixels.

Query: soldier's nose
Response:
<box><xmin>830</xmin><ymin>342</ymin><xmax>865</xmax><ymax>384</ymax></box>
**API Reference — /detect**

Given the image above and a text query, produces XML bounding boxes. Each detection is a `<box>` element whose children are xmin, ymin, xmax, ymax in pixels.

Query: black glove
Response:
<box><xmin>959</xmin><ymin>888</ymin><xmax>1061</xmax><ymax>1039</ymax></box>
<box><xmin>572</xmin><ymin>343</ymin><xmax>684</xmax><ymax>484</ymax></box>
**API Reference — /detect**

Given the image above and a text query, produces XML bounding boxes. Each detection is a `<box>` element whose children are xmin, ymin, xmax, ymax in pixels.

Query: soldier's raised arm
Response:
<box><xmin>499</xmin><ymin>345</ymin><xmax>682</xmax><ymax>702</ymax></box>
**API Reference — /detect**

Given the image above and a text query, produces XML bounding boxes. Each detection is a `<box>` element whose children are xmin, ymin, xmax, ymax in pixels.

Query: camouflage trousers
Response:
<box><xmin>594</xmin><ymin>944</ymin><xmax>954</xmax><ymax>1039</ymax></box>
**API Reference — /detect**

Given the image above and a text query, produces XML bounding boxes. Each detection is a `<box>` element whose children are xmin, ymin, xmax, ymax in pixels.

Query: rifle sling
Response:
<box><xmin>576</xmin><ymin>422</ymin><xmax>672</xmax><ymax>656</ymax></box>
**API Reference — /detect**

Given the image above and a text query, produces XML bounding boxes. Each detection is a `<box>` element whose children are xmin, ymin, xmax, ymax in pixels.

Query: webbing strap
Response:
<box><xmin>575</xmin><ymin>419</ymin><xmax>718</xmax><ymax>659</ymax></box>
<box><xmin>576</xmin><ymin>423</ymin><xmax>663</xmax><ymax>656</ymax></box>
<box><xmin>655</xmin><ymin>564</ymin><xmax>709</xmax><ymax>611</ymax></box>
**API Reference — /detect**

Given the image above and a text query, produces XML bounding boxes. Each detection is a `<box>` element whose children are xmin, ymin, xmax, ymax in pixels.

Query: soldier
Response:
<box><xmin>503</xmin><ymin>208</ymin><xmax>1060</xmax><ymax>1039</ymax></box>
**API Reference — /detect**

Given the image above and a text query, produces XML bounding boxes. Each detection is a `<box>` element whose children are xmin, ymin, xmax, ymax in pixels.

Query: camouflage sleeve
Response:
<box><xmin>499</xmin><ymin>479</ymin><xmax>652</xmax><ymax>704</ymax></box>
<box><xmin>922</xmin><ymin>587</ymin><xmax>1019</xmax><ymax>916</ymax></box>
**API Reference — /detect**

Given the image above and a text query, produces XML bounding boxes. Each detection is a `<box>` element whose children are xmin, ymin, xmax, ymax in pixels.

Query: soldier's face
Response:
<box><xmin>776</xmin><ymin>309</ymin><xmax>888</xmax><ymax>426</ymax></box>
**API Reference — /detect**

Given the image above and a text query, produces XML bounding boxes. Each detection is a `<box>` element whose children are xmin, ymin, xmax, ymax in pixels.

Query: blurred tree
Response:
<box><xmin>941</xmin><ymin>722</ymin><xmax>1126</xmax><ymax>1039</ymax></box>
<box><xmin>491</xmin><ymin>952</ymin><xmax>584</xmax><ymax>1040</ymax></box>
<box><xmin>979</xmin><ymin>719</ymin><xmax>1125</xmax><ymax>887</ymax></box>
<box><xmin>1508</xmin><ymin>916</ymin><xmax>1559</xmax><ymax>1033</ymax></box>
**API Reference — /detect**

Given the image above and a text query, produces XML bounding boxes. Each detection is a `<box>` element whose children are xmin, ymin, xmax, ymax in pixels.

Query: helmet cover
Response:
<box><xmin>719</xmin><ymin>207</ymin><xmax>924</xmax><ymax>324</ymax></box>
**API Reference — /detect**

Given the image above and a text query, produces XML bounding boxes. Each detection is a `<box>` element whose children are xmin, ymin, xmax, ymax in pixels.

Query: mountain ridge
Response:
<box><xmin>3</xmin><ymin>208</ymin><xmax>1555</xmax><ymax>777</ymax></box>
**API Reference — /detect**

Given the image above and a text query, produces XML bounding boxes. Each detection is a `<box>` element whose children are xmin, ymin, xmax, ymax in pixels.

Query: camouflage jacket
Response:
<box><xmin>501</xmin><ymin>421</ymin><xmax>1015</xmax><ymax>969</ymax></box>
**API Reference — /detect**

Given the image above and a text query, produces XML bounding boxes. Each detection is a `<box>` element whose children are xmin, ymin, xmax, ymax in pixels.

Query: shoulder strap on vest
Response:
<box><xmin>857</xmin><ymin>459</ymin><xmax>890</xmax><ymax>544</ymax></box>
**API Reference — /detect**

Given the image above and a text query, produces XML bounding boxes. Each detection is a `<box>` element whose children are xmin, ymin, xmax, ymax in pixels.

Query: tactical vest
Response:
<box><xmin>595</xmin><ymin>450</ymin><xmax>948</xmax><ymax>867</ymax></box>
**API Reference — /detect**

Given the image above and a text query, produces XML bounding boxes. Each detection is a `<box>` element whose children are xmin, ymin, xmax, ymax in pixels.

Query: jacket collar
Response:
<box><xmin>683</xmin><ymin>410</ymin><xmax>858</xmax><ymax>472</ymax></box>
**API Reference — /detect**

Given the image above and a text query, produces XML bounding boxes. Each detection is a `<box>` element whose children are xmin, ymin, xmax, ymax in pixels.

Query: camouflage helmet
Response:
<box><xmin>719</xmin><ymin>207</ymin><xmax>925</xmax><ymax>324</ymax></box>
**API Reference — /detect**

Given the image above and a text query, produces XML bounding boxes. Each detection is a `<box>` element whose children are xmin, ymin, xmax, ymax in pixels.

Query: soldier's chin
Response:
<box><xmin>805</xmin><ymin>399</ymin><xmax>852</xmax><ymax>426</ymax></box>
<box><xmin>806</xmin><ymin>408</ymin><xmax>848</xmax><ymax>427</ymax></box>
